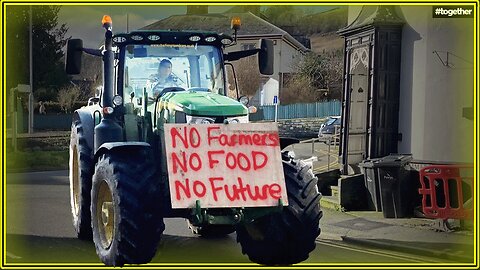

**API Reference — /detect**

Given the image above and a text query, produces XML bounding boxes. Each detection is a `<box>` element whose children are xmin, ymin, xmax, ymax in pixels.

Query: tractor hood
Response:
<box><xmin>160</xmin><ymin>91</ymin><xmax>247</xmax><ymax>116</ymax></box>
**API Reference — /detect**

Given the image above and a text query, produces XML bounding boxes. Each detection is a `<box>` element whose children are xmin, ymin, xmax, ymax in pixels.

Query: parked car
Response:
<box><xmin>318</xmin><ymin>116</ymin><xmax>341</xmax><ymax>144</ymax></box>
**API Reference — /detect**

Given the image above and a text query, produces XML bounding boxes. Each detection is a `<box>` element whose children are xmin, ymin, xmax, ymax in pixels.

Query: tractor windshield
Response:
<box><xmin>123</xmin><ymin>44</ymin><xmax>225</xmax><ymax>99</ymax></box>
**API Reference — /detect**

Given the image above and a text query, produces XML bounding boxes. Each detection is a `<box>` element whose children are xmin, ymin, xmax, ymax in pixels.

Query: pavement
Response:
<box><xmin>319</xmin><ymin>208</ymin><xmax>474</xmax><ymax>263</ymax></box>
<box><xmin>289</xmin><ymin>140</ymin><xmax>476</xmax><ymax>263</ymax></box>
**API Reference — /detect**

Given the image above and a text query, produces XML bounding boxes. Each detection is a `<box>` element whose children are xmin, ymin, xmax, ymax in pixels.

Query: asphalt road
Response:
<box><xmin>5</xmin><ymin>170</ymin><xmax>444</xmax><ymax>265</ymax></box>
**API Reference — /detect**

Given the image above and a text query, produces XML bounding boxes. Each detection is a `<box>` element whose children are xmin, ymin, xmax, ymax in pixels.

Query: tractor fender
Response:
<box><xmin>279</xmin><ymin>137</ymin><xmax>300</xmax><ymax>150</ymax></box>
<box><xmin>94</xmin><ymin>142</ymin><xmax>152</xmax><ymax>162</ymax></box>
<box><xmin>73</xmin><ymin>105</ymin><xmax>101</xmax><ymax>155</ymax></box>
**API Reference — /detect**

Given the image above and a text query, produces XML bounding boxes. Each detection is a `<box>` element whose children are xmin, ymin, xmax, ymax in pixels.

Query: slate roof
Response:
<box><xmin>141</xmin><ymin>12</ymin><xmax>307</xmax><ymax>51</ymax></box>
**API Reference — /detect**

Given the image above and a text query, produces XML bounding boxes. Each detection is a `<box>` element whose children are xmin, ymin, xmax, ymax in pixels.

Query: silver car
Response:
<box><xmin>318</xmin><ymin>116</ymin><xmax>341</xmax><ymax>144</ymax></box>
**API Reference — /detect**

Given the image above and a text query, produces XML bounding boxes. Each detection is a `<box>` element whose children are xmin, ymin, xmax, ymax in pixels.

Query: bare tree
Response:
<box><xmin>281</xmin><ymin>75</ymin><xmax>317</xmax><ymax>104</ymax></box>
<box><xmin>58</xmin><ymin>85</ymin><xmax>80</xmax><ymax>113</ymax></box>
<box><xmin>226</xmin><ymin>56</ymin><xmax>262</xmax><ymax>99</ymax></box>
<box><xmin>283</xmin><ymin>50</ymin><xmax>343</xmax><ymax>104</ymax></box>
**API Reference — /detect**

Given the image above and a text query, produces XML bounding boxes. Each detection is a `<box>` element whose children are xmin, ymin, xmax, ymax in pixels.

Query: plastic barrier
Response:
<box><xmin>418</xmin><ymin>165</ymin><xmax>473</xmax><ymax>220</ymax></box>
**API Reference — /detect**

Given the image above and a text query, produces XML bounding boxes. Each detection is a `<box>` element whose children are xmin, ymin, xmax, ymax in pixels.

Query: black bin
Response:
<box><xmin>375</xmin><ymin>154</ymin><xmax>414</xmax><ymax>218</ymax></box>
<box><xmin>359</xmin><ymin>159</ymin><xmax>383</xmax><ymax>212</ymax></box>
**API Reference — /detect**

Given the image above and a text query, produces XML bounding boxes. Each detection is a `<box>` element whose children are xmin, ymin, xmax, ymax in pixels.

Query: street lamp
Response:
<box><xmin>28</xmin><ymin>5</ymin><xmax>34</xmax><ymax>134</ymax></box>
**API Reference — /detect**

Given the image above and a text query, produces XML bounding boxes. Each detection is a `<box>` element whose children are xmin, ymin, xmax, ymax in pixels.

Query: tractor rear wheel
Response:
<box><xmin>91</xmin><ymin>150</ymin><xmax>164</xmax><ymax>266</ymax></box>
<box><xmin>235</xmin><ymin>152</ymin><xmax>322</xmax><ymax>265</ymax></box>
<box><xmin>187</xmin><ymin>220</ymin><xmax>235</xmax><ymax>238</ymax></box>
<box><xmin>69</xmin><ymin>120</ymin><xmax>93</xmax><ymax>240</ymax></box>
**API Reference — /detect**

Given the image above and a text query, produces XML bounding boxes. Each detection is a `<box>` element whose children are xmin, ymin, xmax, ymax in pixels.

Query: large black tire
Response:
<box><xmin>69</xmin><ymin>120</ymin><xmax>93</xmax><ymax>240</ymax></box>
<box><xmin>187</xmin><ymin>220</ymin><xmax>235</xmax><ymax>238</ymax></box>
<box><xmin>91</xmin><ymin>150</ymin><xmax>164</xmax><ymax>266</ymax></box>
<box><xmin>235</xmin><ymin>153</ymin><xmax>322</xmax><ymax>265</ymax></box>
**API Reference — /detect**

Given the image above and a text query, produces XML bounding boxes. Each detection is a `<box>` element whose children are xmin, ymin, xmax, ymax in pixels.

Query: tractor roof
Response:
<box><xmin>112</xmin><ymin>30</ymin><xmax>233</xmax><ymax>47</ymax></box>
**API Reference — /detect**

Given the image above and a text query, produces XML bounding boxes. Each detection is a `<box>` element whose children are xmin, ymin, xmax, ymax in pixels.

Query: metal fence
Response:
<box><xmin>10</xmin><ymin>100</ymin><xmax>342</xmax><ymax>130</ymax></box>
<box><xmin>250</xmin><ymin>100</ymin><xmax>341</xmax><ymax>121</ymax></box>
<box><xmin>8</xmin><ymin>113</ymin><xmax>73</xmax><ymax>132</ymax></box>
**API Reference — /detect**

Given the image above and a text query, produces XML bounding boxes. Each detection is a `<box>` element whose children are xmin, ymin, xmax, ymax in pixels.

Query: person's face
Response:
<box><xmin>159</xmin><ymin>63</ymin><xmax>172</xmax><ymax>78</ymax></box>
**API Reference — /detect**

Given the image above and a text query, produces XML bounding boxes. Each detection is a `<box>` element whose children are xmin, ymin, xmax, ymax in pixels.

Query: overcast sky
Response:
<box><xmin>58</xmin><ymin>5</ymin><xmax>337</xmax><ymax>48</ymax></box>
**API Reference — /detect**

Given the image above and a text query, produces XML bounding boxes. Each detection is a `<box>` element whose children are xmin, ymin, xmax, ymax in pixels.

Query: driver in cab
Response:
<box><xmin>147</xmin><ymin>59</ymin><xmax>181</xmax><ymax>97</ymax></box>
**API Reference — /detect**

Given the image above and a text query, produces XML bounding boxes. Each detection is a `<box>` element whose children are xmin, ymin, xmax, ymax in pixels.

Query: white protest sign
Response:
<box><xmin>164</xmin><ymin>123</ymin><xmax>288</xmax><ymax>209</ymax></box>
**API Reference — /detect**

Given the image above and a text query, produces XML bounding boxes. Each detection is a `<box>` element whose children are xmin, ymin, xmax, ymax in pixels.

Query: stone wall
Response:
<box><xmin>253</xmin><ymin>118</ymin><xmax>326</xmax><ymax>139</ymax></box>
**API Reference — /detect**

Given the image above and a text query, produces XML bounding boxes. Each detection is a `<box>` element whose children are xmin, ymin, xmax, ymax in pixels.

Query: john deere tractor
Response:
<box><xmin>66</xmin><ymin>15</ymin><xmax>322</xmax><ymax>266</ymax></box>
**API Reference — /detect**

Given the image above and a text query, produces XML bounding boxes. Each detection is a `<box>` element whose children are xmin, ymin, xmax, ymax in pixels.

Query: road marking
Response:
<box><xmin>6</xmin><ymin>251</ymin><xmax>22</xmax><ymax>259</ymax></box>
<box><xmin>316</xmin><ymin>239</ymin><xmax>443</xmax><ymax>263</ymax></box>
<box><xmin>291</xmin><ymin>140</ymin><xmax>340</xmax><ymax>173</ymax></box>
<box><xmin>313</xmin><ymin>147</ymin><xmax>339</xmax><ymax>173</ymax></box>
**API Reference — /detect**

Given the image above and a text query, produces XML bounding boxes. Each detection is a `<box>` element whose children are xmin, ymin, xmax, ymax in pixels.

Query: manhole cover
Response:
<box><xmin>332</xmin><ymin>218</ymin><xmax>392</xmax><ymax>231</ymax></box>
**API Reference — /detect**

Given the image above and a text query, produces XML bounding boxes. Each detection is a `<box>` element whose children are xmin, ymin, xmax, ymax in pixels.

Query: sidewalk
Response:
<box><xmin>288</xmin><ymin>142</ymin><xmax>475</xmax><ymax>263</ymax></box>
<box><xmin>318</xmin><ymin>208</ymin><xmax>474</xmax><ymax>262</ymax></box>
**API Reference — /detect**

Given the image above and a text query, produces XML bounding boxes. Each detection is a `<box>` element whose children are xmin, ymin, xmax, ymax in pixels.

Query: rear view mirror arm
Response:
<box><xmin>223</xmin><ymin>49</ymin><xmax>260</xmax><ymax>61</ymax></box>
<box><xmin>82</xmin><ymin>48</ymin><xmax>103</xmax><ymax>57</ymax></box>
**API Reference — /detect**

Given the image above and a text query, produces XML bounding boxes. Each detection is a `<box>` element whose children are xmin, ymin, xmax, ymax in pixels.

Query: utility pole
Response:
<box><xmin>11</xmin><ymin>88</ymin><xmax>18</xmax><ymax>152</ymax></box>
<box><xmin>28</xmin><ymin>5</ymin><xmax>34</xmax><ymax>134</ymax></box>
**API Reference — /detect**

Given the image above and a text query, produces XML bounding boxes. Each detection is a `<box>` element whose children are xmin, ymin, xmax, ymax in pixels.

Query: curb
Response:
<box><xmin>320</xmin><ymin>196</ymin><xmax>344</xmax><ymax>212</ymax></box>
<box><xmin>317</xmin><ymin>232</ymin><xmax>343</xmax><ymax>241</ymax></box>
<box><xmin>341</xmin><ymin>236</ymin><xmax>472</xmax><ymax>262</ymax></box>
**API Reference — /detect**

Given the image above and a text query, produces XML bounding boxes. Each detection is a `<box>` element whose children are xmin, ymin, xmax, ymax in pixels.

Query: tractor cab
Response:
<box><xmin>67</xmin><ymin>27</ymin><xmax>273</xmax><ymax>143</ymax></box>
<box><xmin>120</xmin><ymin>35</ymin><xmax>246</xmax><ymax>127</ymax></box>
<box><xmin>115</xmin><ymin>30</ymin><xmax>232</xmax><ymax>100</ymax></box>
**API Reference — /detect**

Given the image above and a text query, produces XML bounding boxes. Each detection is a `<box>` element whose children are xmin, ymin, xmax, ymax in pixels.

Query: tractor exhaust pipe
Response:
<box><xmin>101</xmin><ymin>15</ymin><xmax>114</xmax><ymax>109</ymax></box>
<box><xmin>94</xmin><ymin>15</ymin><xmax>123</xmax><ymax>151</ymax></box>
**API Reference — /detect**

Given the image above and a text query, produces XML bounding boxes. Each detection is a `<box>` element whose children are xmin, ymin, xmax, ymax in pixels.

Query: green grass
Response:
<box><xmin>6</xmin><ymin>150</ymin><xmax>69</xmax><ymax>172</ymax></box>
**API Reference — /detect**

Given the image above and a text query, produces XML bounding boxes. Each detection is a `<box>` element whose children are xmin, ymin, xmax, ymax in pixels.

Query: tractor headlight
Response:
<box><xmin>239</xmin><ymin>96</ymin><xmax>249</xmax><ymax>106</ymax></box>
<box><xmin>189</xmin><ymin>35</ymin><xmax>201</xmax><ymax>42</ymax></box>
<box><xmin>186</xmin><ymin>115</ymin><xmax>215</xmax><ymax>124</ymax></box>
<box><xmin>147</xmin><ymin>34</ymin><xmax>161</xmax><ymax>41</ymax></box>
<box><xmin>226</xmin><ymin>115</ymin><xmax>249</xmax><ymax>123</ymax></box>
<box><xmin>221</xmin><ymin>38</ymin><xmax>233</xmax><ymax>45</ymax></box>
<box><xmin>112</xmin><ymin>95</ymin><xmax>123</xmax><ymax>106</ymax></box>
<box><xmin>205</xmin><ymin>36</ymin><xmax>216</xmax><ymax>42</ymax></box>
<box><xmin>130</xmin><ymin>35</ymin><xmax>144</xmax><ymax>41</ymax></box>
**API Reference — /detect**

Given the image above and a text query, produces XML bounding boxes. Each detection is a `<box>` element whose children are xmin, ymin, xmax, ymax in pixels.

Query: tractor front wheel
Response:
<box><xmin>235</xmin><ymin>152</ymin><xmax>322</xmax><ymax>265</ymax></box>
<box><xmin>91</xmin><ymin>150</ymin><xmax>164</xmax><ymax>266</ymax></box>
<box><xmin>69</xmin><ymin>120</ymin><xmax>93</xmax><ymax>240</ymax></box>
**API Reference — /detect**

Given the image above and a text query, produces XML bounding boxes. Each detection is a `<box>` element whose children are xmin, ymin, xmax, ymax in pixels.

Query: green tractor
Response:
<box><xmin>66</xmin><ymin>15</ymin><xmax>322</xmax><ymax>266</ymax></box>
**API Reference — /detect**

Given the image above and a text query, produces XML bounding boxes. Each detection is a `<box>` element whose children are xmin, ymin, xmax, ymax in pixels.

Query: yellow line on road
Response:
<box><xmin>314</xmin><ymin>146</ymin><xmax>340</xmax><ymax>173</ymax></box>
<box><xmin>316</xmin><ymin>239</ymin><xmax>442</xmax><ymax>263</ymax></box>
<box><xmin>295</xmin><ymin>140</ymin><xmax>340</xmax><ymax>173</ymax></box>
<box><xmin>6</xmin><ymin>251</ymin><xmax>22</xmax><ymax>259</ymax></box>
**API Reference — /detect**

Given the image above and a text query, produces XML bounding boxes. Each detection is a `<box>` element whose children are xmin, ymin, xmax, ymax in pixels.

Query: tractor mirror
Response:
<box><xmin>258</xmin><ymin>39</ymin><xmax>274</xmax><ymax>75</ymax></box>
<box><xmin>65</xmin><ymin>39</ymin><xmax>83</xmax><ymax>75</ymax></box>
